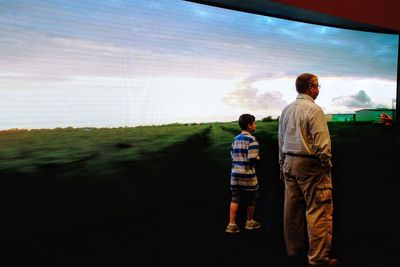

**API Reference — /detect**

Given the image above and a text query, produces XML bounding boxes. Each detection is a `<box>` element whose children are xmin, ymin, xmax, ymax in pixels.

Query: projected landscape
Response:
<box><xmin>0</xmin><ymin>0</ymin><xmax>398</xmax><ymax>130</ymax></box>
<box><xmin>0</xmin><ymin>1</ymin><xmax>399</xmax><ymax>267</ymax></box>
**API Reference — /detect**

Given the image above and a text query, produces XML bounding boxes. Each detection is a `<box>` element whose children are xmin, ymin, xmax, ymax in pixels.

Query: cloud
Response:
<box><xmin>0</xmin><ymin>72</ymin><xmax>73</xmax><ymax>83</ymax></box>
<box><xmin>332</xmin><ymin>90</ymin><xmax>374</xmax><ymax>109</ymax></box>
<box><xmin>375</xmin><ymin>104</ymin><xmax>390</xmax><ymax>109</ymax></box>
<box><xmin>223</xmin><ymin>75</ymin><xmax>287</xmax><ymax>111</ymax></box>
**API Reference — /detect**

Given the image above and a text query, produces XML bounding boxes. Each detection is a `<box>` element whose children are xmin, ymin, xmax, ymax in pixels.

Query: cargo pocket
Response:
<box><xmin>315</xmin><ymin>183</ymin><xmax>333</xmax><ymax>204</ymax></box>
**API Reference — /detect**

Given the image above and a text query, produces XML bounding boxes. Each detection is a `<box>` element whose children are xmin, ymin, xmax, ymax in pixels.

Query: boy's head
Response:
<box><xmin>238</xmin><ymin>114</ymin><xmax>256</xmax><ymax>131</ymax></box>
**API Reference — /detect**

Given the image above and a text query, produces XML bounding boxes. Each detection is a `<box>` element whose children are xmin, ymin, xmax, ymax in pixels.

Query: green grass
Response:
<box><xmin>0</xmin><ymin>121</ymin><xmax>396</xmax><ymax>179</ymax></box>
<box><xmin>0</xmin><ymin>124</ymin><xmax>210</xmax><ymax>177</ymax></box>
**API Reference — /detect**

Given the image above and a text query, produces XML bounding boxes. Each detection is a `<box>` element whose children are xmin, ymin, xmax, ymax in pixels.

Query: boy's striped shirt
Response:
<box><xmin>230</xmin><ymin>131</ymin><xmax>259</xmax><ymax>191</ymax></box>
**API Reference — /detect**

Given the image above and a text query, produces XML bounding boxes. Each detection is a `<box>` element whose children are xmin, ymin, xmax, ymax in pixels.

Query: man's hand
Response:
<box><xmin>380</xmin><ymin>112</ymin><xmax>393</xmax><ymax>126</ymax></box>
<box><xmin>279</xmin><ymin>171</ymin><xmax>284</xmax><ymax>181</ymax></box>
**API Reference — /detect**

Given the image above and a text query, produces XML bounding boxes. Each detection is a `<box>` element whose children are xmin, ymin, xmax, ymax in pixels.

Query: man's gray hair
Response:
<box><xmin>296</xmin><ymin>73</ymin><xmax>317</xmax><ymax>94</ymax></box>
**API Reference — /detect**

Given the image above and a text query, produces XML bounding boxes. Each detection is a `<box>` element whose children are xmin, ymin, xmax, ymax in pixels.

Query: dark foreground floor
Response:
<box><xmin>1</xmin><ymin>125</ymin><xmax>399</xmax><ymax>267</ymax></box>
<box><xmin>1</xmin><ymin>193</ymin><xmax>398</xmax><ymax>267</ymax></box>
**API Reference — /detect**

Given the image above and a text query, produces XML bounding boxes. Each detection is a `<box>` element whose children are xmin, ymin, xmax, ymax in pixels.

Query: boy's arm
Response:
<box><xmin>249</xmin><ymin>157</ymin><xmax>259</xmax><ymax>165</ymax></box>
<box><xmin>248</xmin><ymin>139</ymin><xmax>260</xmax><ymax>165</ymax></box>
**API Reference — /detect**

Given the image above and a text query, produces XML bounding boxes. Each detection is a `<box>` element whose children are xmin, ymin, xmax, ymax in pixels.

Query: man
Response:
<box><xmin>278</xmin><ymin>73</ymin><xmax>338</xmax><ymax>267</ymax></box>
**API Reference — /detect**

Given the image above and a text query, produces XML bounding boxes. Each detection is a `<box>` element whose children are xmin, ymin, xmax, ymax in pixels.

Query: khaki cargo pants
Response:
<box><xmin>282</xmin><ymin>155</ymin><xmax>333</xmax><ymax>265</ymax></box>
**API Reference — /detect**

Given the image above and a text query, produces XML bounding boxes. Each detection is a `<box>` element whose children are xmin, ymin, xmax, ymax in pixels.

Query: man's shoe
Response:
<box><xmin>287</xmin><ymin>248</ymin><xmax>307</xmax><ymax>262</ymax></box>
<box><xmin>225</xmin><ymin>224</ymin><xmax>240</xmax><ymax>233</ymax></box>
<box><xmin>309</xmin><ymin>258</ymin><xmax>338</xmax><ymax>267</ymax></box>
<box><xmin>245</xmin><ymin>220</ymin><xmax>261</xmax><ymax>230</ymax></box>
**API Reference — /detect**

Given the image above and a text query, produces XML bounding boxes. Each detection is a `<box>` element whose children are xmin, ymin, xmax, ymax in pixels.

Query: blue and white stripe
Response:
<box><xmin>230</xmin><ymin>131</ymin><xmax>259</xmax><ymax>191</ymax></box>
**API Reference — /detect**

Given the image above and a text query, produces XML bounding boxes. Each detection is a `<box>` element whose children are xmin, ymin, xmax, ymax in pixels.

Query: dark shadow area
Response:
<box><xmin>0</xmin><ymin>123</ymin><xmax>399</xmax><ymax>266</ymax></box>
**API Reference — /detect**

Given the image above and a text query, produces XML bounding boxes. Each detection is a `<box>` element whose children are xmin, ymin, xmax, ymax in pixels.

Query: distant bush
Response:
<box><xmin>261</xmin><ymin>116</ymin><xmax>274</xmax><ymax>122</ymax></box>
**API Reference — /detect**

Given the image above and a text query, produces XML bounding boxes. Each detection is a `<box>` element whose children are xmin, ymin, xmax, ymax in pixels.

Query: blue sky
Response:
<box><xmin>0</xmin><ymin>0</ymin><xmax>398</xmax><ymax>129</ymax></box>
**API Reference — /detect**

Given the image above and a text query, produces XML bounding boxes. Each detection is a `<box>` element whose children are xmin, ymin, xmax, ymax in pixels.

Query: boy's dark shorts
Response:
<box><xmin>231</xmin><ymin>189</ymin><xmax>258</xmax><ymax>205</ymax></box>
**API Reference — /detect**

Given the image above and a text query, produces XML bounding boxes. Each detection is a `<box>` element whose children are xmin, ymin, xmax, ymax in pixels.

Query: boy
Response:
<box><xmin>226</xmin><ymin>114</ymin><xmax>261</xmax><ymax>233</ymax></box>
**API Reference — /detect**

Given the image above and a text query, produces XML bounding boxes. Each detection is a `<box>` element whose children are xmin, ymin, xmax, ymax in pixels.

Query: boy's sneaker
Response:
<box><xmin>225</xmin><ymin>224</ymin><xmax>240</xmax><ymax>233</ymax></box>
<box><xmin>245</xmin><ymin>220</ymin><xmax>261</xmax><ymax>230</ymax></box>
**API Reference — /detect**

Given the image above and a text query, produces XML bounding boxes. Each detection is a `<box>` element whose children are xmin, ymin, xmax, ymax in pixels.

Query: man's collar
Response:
<box><xmin>241</xmin><ymin>130</ymin><xmax>251</xmax><ymax>135</ymax></box>
<box><xmin>296</xmin><ymin>93</ymin><xmax>315</xmax><ymax>102</ymax></box>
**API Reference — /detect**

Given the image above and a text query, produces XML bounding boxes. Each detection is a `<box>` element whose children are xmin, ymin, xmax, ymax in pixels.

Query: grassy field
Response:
<box><xmin>0</xmin><ymin>124</ymin><xmax>211</xmax><ymax>176</ymax></box>
<box><xmin>0</xmin><ymin>121</ymin><xmax>399</xmax><ymax>267</ymax></box>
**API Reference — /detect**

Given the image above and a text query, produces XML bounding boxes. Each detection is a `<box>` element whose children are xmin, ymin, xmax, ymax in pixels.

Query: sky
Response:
<box><xmin>0</xmin><ymin>0</ymin><xmax>398</xmax><ymax>129</ymax></box>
